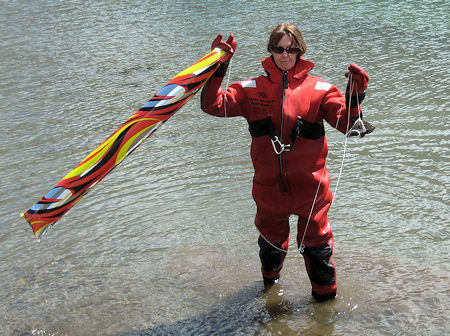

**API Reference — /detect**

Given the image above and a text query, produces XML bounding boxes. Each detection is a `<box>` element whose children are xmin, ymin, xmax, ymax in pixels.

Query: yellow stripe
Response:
<box><xmin>115</xmin><ymin>121</ymin><xmax>160</xmax><ymax>164</ymax></box>
<box><xmin>31</xmin><ymin>220</ymin><xmax>50</xmax><ymax>236</ymax></box>
<box><xmin>64</xmin><ymin>118</ymin><xmax>158</xmax><ymax>179</ymax></box>
<box><xmin>175</xmin><ymin>49</ymin><xmax>226</xmax><ymax>78</ymax></box>
<box><xmin>63</xmin><ymin>134</ymin><xmax>119</xmax><ymax>179</ymax></box>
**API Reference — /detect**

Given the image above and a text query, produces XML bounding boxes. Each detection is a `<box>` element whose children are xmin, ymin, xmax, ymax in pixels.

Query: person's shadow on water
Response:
<box><xmin>116</xmin><ymin>282</ymin><xmax>336</xmax><ymax>336</ymax></box>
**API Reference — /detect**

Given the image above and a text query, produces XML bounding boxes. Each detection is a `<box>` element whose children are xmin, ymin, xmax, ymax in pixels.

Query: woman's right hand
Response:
<box><xmin>211</xmin><ymin>34</ymin><xmax>237</xmax><ymax>63</ymax></box>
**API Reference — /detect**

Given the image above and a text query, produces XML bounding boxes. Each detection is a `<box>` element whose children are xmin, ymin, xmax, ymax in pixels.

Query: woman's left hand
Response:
<box><xmin>345</xmin><ymin>64</ymin><xmax>369</xmax><ymax>95</ymax></box>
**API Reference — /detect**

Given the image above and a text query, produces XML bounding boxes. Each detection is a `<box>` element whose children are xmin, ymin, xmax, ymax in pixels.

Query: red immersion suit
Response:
<box><xmin>201</xmin><ymin>56</ymin><xmax>360</xmax><ymax>300</ymax></box>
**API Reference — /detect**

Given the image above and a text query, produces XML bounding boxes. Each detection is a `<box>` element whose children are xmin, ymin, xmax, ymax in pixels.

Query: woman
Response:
<box><xmin>201</xmin><ymin>23</ymin><xmax>369</xmax><ymax>302</ymax></box>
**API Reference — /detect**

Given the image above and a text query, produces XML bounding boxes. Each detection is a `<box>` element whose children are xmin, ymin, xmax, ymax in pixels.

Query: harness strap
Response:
<box><xmin>290</xmin><ymin>117</ymin><xmax>325</xmax><ymax>142</ymax></box>
<box><xmin>249</xmin><ymin>117</ymin><xmax>289</xmax><ymax>154</ymax></box>
<box><xmin>249</xmin><ymin>116</ymin><xmax>324</xmax><ymax>154</ymax></box>
<box><xmin>249</xmin><ymin>116</ymin><xmax>324</xmax><ymax>141</ymax></box>
<box><xmin>248</xmin><ymin>116</ymin><xmax>275</xmax><ymax>139</ymax></box>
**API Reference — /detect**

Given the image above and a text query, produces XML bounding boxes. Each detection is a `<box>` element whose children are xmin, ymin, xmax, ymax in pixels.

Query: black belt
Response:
<box><xmin>249</xmin><ymin>116</ymin><xmax>324</xmax><ymax>141</ymax></box>
<box><xmin>290</xmin><ymin>118</ymin><xmax>325</xmax><ymax>141</ymax></box>
<box><xmin>249</xmin><ymin>117</ymin><xmax>275</xmax><ymax>139</ymax></box>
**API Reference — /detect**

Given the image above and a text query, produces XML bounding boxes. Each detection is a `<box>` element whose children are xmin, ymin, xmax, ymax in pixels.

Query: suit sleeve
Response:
<box><xmin>321</xmin><ymin>85</ymin><xmax>361</xmax><ymax>135</ymax></box>
<box><xmin>200</xmin><ymin>76</ymin><xmax>248</xmax><ymax>118</ymax></box>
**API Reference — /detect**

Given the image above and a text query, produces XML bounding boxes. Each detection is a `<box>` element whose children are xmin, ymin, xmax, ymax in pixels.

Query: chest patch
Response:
<box><xmin>240</xmin><ymin>79</ymin><xmax>257</xmax><ymax>88</ymax></box>
<box><xmin>315</xmin><ymin>81</ymin><xmax>331</xmax><ymax>91</ymax></box>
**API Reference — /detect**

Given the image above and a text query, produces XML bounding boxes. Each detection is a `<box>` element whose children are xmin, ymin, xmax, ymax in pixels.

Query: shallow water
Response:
<box><xmin>1</xmin><ymin>0</ymin><xmax>449</xmax><ymax>335</ymax></box>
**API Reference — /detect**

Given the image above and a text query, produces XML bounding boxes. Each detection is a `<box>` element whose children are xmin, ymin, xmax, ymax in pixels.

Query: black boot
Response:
<box><xmin>312</xmin><ymin>290</ymin><xmax>336</xmax><ymax>302</ymax></box>
<box><xmin>263</xmin><ymin>275</ymin><xmax>280</xmax><ymax>286</ymax></box>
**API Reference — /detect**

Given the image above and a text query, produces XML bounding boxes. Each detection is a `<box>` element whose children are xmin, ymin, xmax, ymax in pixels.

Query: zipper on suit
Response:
<box><xmin>279</xmin><ymin>71</ymin><xmax>288</xmax><ymax>192</ymax></box>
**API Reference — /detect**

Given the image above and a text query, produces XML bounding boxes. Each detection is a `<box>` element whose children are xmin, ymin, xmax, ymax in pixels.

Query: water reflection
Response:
<box><xmin>112</xmin><ymin>281</ymin><xmax>357</xmax><ymax>335</ymax></box>
<box><xmin>111</xmin><ymin>282</ymin><xmax>306</xmax><ymax>335</ymax></box>
<box><xmin>258</xmin><ymin>283</ymin><xmax>302</xmax><ymax>336</ymax></box>
<box><xmin>115</xmin><ymin>283</ymin><xmax>261</xmax><ymax>335</ymax></box>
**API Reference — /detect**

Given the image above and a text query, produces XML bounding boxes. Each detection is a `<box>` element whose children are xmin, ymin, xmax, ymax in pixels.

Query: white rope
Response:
<box><xmin>260</xmin><ymin>75</ymin><xmax>355</xmax><ymax>255</ymax></box>
<box><xmin>223</xmin><ymin>59</ymin><xmax>232</xmax><ymax>118</ymax></box>
<box><xmin>222</xmin><ymin>59</ymin><xmax>241</xmax><ymax>175</ymax></box>
<box><xmin>222</xmin><ymin>59</ymin><xmax>288</xmax><ymax>254</ymax></box>
<box><xmin>255</xmin><ymin>225</ymin><xmax>289</xmax><ymax>253</ymax></box>
<box><xmin>297</xmin><ymin>78</ymin><xmax>354</xmax><ymax>252</ymax></box>
<box><xmin>333</xmin><ymin>74</ymin><xmax>355</xmax><ymax>200</ymax></box>
<box><xmin>221</xmin><ymin>61</ymin><xmax>354</xmax><ymax>256</ymax></box>
<box><xmin>297</xmin><ymin>164</ymin><xmax>327</xmax><ymax>253</ymax></box>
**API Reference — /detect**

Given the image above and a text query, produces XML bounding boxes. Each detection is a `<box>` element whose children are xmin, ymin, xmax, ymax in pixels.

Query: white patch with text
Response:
<box><xmin>315</xmin><ymin>81</ymin><xmax>332</xmax><ymax>91</ymax></box>
<box><xmin>240</xmin><ymin>79</ymin><xmax>257</xmax><ymax>88</ymax></box>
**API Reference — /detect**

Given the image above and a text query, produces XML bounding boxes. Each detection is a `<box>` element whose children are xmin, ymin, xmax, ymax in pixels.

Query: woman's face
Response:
<box><xmin>270</xmin><ymin>34</ymin><xmax>299</xmax><ymax>71</ymax></box>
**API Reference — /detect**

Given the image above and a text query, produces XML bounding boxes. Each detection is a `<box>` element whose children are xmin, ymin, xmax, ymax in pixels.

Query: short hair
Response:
<box><xmin>267</xmin><ymin>23</ymin><xmax>307</xmax><ymax>55</ymax></box>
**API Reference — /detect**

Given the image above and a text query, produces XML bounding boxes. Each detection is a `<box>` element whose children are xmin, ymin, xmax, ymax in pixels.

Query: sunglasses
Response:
<box><xmin>271</xmin><ymin>46</ymin><xmax>300</xmax><ymax>54</ymax></box>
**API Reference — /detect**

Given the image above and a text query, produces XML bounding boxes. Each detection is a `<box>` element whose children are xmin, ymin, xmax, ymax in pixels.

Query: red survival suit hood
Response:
<box><xmin>261</xmin><ymin>56</ymin><xmax>315</xmax><ymax>82</ymax></box>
